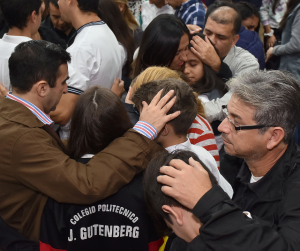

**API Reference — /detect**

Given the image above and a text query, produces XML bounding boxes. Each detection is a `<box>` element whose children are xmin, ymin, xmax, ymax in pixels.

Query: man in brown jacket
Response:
<box><xmin>0</xmin><ymin>40</ymin><xmax>179</xmax><ymax>242</ymax></box>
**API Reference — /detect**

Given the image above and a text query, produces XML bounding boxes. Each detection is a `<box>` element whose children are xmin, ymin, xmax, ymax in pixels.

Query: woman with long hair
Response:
<box><xmin>113</xmin><ymin>0</ymin><xmax>143</xmax><ymax>46</ymax></box>
<box><xmin>131</xmin><ymin>14</ymin><xmax>190</xmax><ymax>78</ymax></box>
<box><xmin>39</xmin><ymin>86</ymin><xmax>162</xmax><ymax>251</ymax></box>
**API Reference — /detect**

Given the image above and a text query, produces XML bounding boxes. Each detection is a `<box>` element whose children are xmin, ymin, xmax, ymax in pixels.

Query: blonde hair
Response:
<box><xmin>113</xmin><ymin>0</ymin><xmax>139</xmax><ymax>30</ymax></box>
<box><xmin>131</xmin><ymin>67</ymin><xmax>206</xmax><ymax>118</ymax></box>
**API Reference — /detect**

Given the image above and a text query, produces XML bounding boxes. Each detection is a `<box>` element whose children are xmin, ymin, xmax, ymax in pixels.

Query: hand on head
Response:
<box><xmin>157</xmin><ymin>157</ymin><xmax>213</xmax><ymax>209</ymax></box>
<box><xmin>190</xmin><ymin>36</ymin><xmax>221</xmax><ymax>72</ymax></box>
<box><xmin>139</xmin><ymin>89</ymin><xmax>180</xmax><ymax>134</ymax></box>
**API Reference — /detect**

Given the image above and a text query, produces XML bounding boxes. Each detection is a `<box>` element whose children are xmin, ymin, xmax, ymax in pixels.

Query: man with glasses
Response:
<box><xmin>156</xmin><ymin>70</ymin><xmax>300</xmax><ymax>250</ymax></box>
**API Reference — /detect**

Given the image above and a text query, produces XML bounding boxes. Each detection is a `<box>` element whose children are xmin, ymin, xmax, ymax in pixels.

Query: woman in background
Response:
<box><xmin>113</xmin><ymin>0</ymin><xmax>143</xmax><ymax>46</ymax></box>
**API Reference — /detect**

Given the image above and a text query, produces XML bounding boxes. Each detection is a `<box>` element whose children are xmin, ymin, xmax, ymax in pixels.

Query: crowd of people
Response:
<box><xmin>0</xmin><ymin>0</ymin><xmax>300</xmax><ymax>250</ymax></box>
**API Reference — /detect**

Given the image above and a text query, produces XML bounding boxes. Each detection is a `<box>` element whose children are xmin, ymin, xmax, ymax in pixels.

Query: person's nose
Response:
<box><xmin>218</xmin><ymin>117</ymin><xmax>230</xmax><ymax>134</ymax></box>
<box><xmin>180</xmin><ymin>50</ymin><xmax>188</xmax><ymax>62</ymax></box>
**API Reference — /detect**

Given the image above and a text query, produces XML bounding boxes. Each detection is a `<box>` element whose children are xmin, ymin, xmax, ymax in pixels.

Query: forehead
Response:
<box><xmin>186</xmin><ymin>49</ymin><xmax>200</xmax><ymax>61</ymax></box>
<box><xmin>227</xmin><ymin>94</ymin><xmax>256</xmax><ymax>121</ymax></box>
<box><xmin>205</xmin><ymin>16</ymin><xmax>235</xmax><ymax>36</ymax></box>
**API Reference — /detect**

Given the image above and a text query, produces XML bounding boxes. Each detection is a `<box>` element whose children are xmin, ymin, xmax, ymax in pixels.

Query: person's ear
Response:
<box><xmin>231</xmin><ymin>34</ymin><xmax>240</xmax><ymax>47</ymax></box>
<box><xmin>162</xmin><ymin>205</ymin><xmax>183</xmax><ymax>225</ymax></box>
<box><xmin>266</xmin><ymin>127</ymin><xmax>285</xmax><ymax>150</ymax></box>
<box><xmin>160</xmin><ymin>124</ymin><xmax>170</xmax><ymax>136</ymax></box>
<box><xmin>36</xmin><ymin>81</ymin><xmax>50</xmax><ymax>98</ymax></box>
<box><xmin>28</xmin><ymin>10</ymin><xmax>38</xmax><ymax>24</ymax></box>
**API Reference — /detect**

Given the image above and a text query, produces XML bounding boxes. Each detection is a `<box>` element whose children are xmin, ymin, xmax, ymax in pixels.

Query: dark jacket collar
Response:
<box><xmin>0</xmin><ymin>97</ymin><xmax>44</xmax><ymax>128</ymax></box>
<box><xmin>236</xmin><ymin>142</ymin><xmax>300</xmax><ymax>202</ymax></box>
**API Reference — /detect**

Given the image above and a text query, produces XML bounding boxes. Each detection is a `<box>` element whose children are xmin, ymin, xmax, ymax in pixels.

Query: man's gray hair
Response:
<box><xmin>227</xmin><ymin>70</ymin><xmax>300</xmax><ymax>143</ymax></box>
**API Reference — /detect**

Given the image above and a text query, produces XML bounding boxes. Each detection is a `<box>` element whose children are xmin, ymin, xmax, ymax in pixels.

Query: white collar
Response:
<box><xmin>165</xmin><ymin>138</ymin><xmax>191</xmax><ymax>153</ymax></box>
<box><xmin>81</xmin><ymin>154</ymin><xmax>95</xmax><ymax>158</ymax></box>
<box><xmin>2</xmin><ymin>34</ymin><xmax>32</xmax><ymax>44</ymax></box>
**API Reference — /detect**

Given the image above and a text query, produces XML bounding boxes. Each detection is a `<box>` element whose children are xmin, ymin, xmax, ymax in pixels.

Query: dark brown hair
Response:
<box><xmin>143</xmin><ymin>150</ymin><xmax>217</xmax><ymax>236</ymax></box>
<box><xmin>68</xmin><ymin>86</ymin><xmax>133</xmax><ymax>159</ymax></box>
<box><xmin>131</xmin><ymin>14</ymin><xmax>189</xmax><ymax>78</ymax></box>
<box><xmin>131</xmin><ymin>78</ymin><xmax>198</xmax><ymax>136</ymax></box>
<box><xmin>189</xmin><ymin>33</ymin><xmax>227</xmax><ymax>96</ymax></box>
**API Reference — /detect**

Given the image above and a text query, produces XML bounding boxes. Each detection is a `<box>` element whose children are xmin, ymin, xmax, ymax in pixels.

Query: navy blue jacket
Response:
<box><xmin>236</xmin><ymin>26</ymin><xmax>265</xmax><ymax>70</ymax></box>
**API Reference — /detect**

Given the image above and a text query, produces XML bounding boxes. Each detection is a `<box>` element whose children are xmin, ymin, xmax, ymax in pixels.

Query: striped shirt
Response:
<box><xmin>187</xmin><ymin>114</ymin><xmax>220</xmax><ymax>168</ymax></box>
<box><xmin>175</xmin><ymin>0</ymin><xmax>206</xmax><ymax>29</ymax></box>
<box><xmin>133</xmin><ymin>121</ymin><xmax>158</xmax><ymax>140</ymax></box>
<box><xmin>6</xmin><ymin>92</ymin><xmax>53</xmax><ymax>125</ymax></box>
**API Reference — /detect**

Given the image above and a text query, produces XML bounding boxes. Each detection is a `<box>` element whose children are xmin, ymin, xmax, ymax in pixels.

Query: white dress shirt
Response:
<box><xmin>0</xmin><ymin>34</ymin><xmax>32</xmax><ymax>90</ymax></box>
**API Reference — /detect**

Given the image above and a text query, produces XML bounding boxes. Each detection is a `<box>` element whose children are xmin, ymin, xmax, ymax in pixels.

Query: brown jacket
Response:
<box><xmin>0</xmin><ymin>97</ymin><xmax>163</xmax><ymax>241</ymax></box>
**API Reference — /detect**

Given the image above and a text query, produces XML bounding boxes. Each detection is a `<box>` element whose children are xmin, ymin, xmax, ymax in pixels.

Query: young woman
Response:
<box><xmin>131</xmin><ymin>14</ymin><xmax>190</xmax><ymax>78</ymax></box>
<box><xmin>39</xmin><ymin>87</ymin><xmax>162</xmax><ymax>251</ymax></box>
<box><xmin>113</xmin><ymin>0</ymin><xmax>143</xmax><ymax>46</ymax></box>
<box><xmin>184</xmin><ymin>33</ymin><xmax>227</xmax><ymax>102</ymax></box>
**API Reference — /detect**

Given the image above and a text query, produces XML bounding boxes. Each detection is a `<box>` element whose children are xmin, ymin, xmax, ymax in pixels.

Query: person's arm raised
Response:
<box><xmin>190</xmin><ymin>36</ymin><xmax>221</xmax><ymax>73</ymax></box>
<box><xmin>136</xmin><ymin>89</ymin><xmax>180</xmax><ymax>137</ymax></box>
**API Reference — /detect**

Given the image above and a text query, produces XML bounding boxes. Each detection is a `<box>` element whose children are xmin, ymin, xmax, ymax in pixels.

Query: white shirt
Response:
<box><xmin>0</xmin><ymin>34</ymin><xmax>32</xmax><ymax>90</ymax></box>
<box><xmin>66</xmin><ymin>21</ymin><xmax>123</xmax><ymax>94</ymax></box>
<box><xmin>165</xmin><ymin>139</ymin><xmax>233</xmax><ymax>198</ymax></box>
<box><xmin>141</xmin><ymin>2</ymin><xmax>174</xmax><ymax>30</ymax></box>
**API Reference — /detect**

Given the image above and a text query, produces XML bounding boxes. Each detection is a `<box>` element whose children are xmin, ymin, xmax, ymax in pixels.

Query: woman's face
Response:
<box><xmin>184</xmin><ymin>49</ymin><xmax>205</xmax><ymax>84</ymax></box>
<box><xmin>169</xmin><ymin>33</ymin><xmax>189</xmax><ymax>70</ymax></box>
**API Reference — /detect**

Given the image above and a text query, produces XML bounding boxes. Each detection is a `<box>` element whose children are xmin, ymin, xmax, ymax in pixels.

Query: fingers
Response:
<box><xmin>157</xmin><ymin>174</ymin><xmax>175</xmax><ymax>187</ymax></box>
<box><xmin>160</xmin><ymin>95</ymin><xmax>176</xmax><ymax>114</ymax></box>
<box><xmin>160</xmin><ymin>165</ymin><xmax>180</xmax><ymax>178</ymax></box>
<box><xmin>169</xmin><ymin>159</ymin><xmax>190</xmax><ymax>171</ymax></box>
<box><xmin>164</xmin><ymin>110</ymin><xmax>181</xmax><ymax>122</ymax></box>
<box><xmin>156</xmin><ymin>90</ymin><xmax>175</xmax><ymax>109</ymax></box>
<box><xmin>149</xmin><ymin>89</ymin><xmax>164</xmax><ymax>106</ymax></box>
<box><xmin>188</xmin><ymin>157</ymin><xmax>207</xmax><ymax>173</ymax></box>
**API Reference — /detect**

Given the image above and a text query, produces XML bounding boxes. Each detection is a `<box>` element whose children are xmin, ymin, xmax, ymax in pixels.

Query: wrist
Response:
<box><xmin>133</xmin><ymin>121</ymin><xmax>158</xmax><ymax>140</ymax></box>
<box><xmin>264</xmin><ymin>29</ymin><xmax>274</xmax><ymax>37</ymax></box>
<box><xmin>212</xmin><ymin>59</ymin><xmax>221</xmax><ymax>72</ymax></box>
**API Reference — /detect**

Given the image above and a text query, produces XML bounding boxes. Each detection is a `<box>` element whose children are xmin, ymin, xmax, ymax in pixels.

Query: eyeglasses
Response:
<box><xmin>222</xmin><ymin>105</ymin><xmax>276</xmax><ymax>131</ymax></box>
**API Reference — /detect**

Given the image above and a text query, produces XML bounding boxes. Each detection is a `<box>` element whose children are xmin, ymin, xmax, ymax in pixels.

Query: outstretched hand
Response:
<box><xmin>190</xmin><ymin>35</ymin><xmax>221</xmax><ymax>72</ymax></box>
<box><xmin>157</xmin><ymin>157</ymin><xmax>212</xmax><ymax>209</ymax></box>
<box><xmin>139</xmin><ymin>89</ymin><xmax>180</xmax><ymax>134</ymax></box>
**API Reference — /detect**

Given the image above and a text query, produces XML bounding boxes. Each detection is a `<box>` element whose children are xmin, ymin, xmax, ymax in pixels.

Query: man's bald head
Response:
<box><xmin>205</xmin><ymin>1</ymin><xmax>241</xmax><ymax>35</ymax></box>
